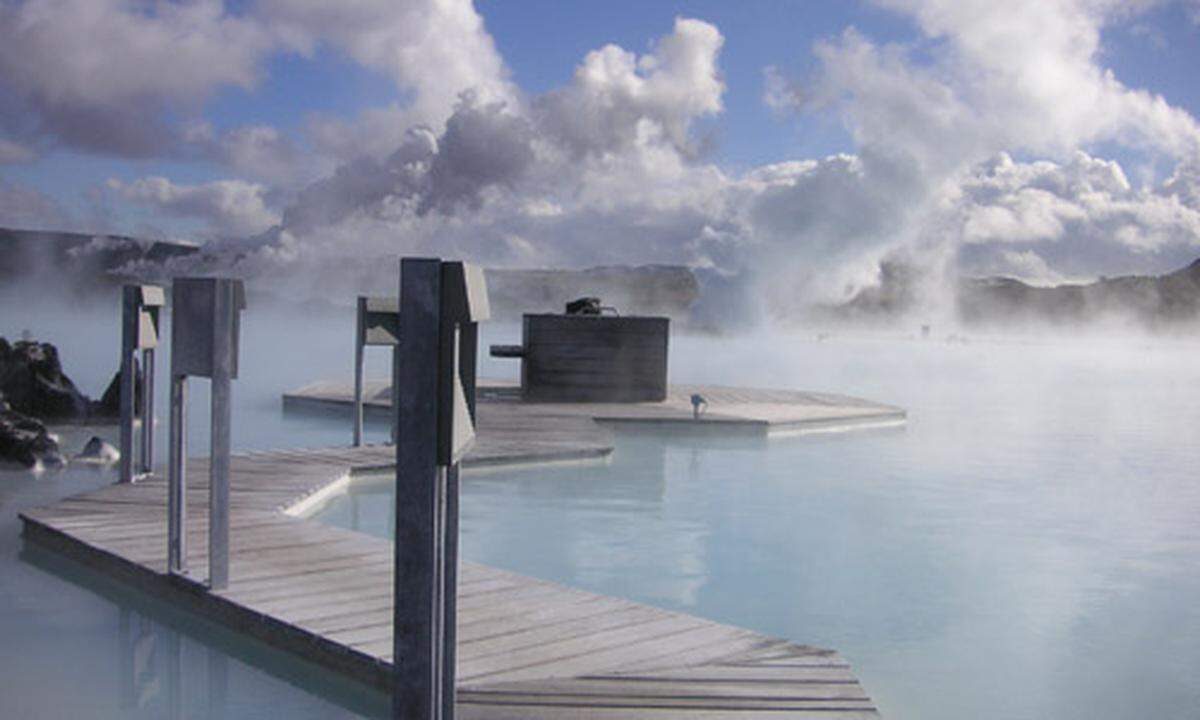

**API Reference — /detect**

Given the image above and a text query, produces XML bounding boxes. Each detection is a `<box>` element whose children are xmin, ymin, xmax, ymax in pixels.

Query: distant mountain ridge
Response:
<box><xmin>5</xmin><ymin>226</ymin><xmax>1194</xmax><ymax>328</ymax></box>
<box><xmin>958</xmin><ymin>258</ymin><xmax>1200</xmax><ymax>326</ymax></box>
<box><xmin>0</xmin><ymin>227</ymin><xmax>198</xmax><ymax>293</ymax></box>
<box><xmin>836</xmin><ymin>256</ymin><xmax>1200</xmax><ymax>327</ymax></box>
<box><xmin>0</xmin><ymin>227</ymin><xmax>699</xmax><ymax>319</ymax></box>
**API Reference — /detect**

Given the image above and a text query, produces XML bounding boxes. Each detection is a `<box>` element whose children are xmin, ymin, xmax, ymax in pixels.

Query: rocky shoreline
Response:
<box><xmin>0</xmin><ymin>336</ymin><xmax>126</xmax><ymax>469</ymax></box>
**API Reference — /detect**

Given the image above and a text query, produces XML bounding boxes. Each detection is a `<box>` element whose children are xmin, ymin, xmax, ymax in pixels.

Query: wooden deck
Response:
<box><xmin>285</xmin><ymin>379</ymin><xmax>907</xmax><ymax>435</ymax></box>
<box><xmin>20</xmin><ymin>396</ymin><xmax>887</xmax><ymax>718</ymax></box>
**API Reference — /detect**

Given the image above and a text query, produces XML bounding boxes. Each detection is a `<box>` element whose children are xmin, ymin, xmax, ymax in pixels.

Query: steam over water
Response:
<box><xmin>3</xmin><ymin>301</ymin><xmax>1200</xmax><ymax>718</ymax></box>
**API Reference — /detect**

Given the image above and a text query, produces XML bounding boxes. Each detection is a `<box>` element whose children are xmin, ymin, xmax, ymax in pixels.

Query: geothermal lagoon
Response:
<box><xmin>2</xmin><ymin>303</ymin><xmax>1199</xmax><ymax>719</ymax></box>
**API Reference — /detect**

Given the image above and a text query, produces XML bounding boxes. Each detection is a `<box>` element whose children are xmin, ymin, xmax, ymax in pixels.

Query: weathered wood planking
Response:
<box><xmin>21</xmin><ymin>433</ymin><xmax>883</xmax><ymax>718</ymax></box>
<box><xmin>286</xmin><ymin>378</ymin><xmax>907</xmax><ymax>437</ymax></box>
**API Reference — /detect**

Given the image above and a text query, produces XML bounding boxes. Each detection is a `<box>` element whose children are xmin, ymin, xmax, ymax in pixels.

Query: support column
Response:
<box><xmin>393</xmin><ymin>258</ymin><xmax>443</xmax><ymax>719</ymax></box>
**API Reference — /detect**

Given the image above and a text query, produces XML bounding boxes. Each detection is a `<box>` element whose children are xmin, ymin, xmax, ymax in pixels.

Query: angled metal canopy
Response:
<box><xmin>353</xmin><ymin>296</ymin><xmax>400</xmax><ymax>446</ymax></box>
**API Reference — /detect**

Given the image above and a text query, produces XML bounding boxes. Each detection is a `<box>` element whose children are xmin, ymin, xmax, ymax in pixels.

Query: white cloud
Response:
<box><xmin>535</xmin><ymin>17</ymin><xmax>724</xmax><ymax>159</ymax></box>
<box><xmin>9</xmin><ymin>4</ymin><xmax>1196</xmax><ymax>320</ymax></box>
<box><xmin>0</xmin><ymin>0</ymin><xmax>512</xmax><ymax>164</ymax></box>
<box><xmin>183</xmin><ymin>121</ymin><xmax>324</xmax><ymax>188</ymax></box>
<box><xmin>108</xmin><ymin>176</ymin><xmax>280</xmax><ymax>237</ymax></box>
<box><xmin>0</xmin><ymin>0</ymin><xmax>272</xmax><ymax>156</ymax></box>
<box><xmin>957</xmin><ymin>152</ymin><xmax>1200</xmax><ymax>251</ymax></box>
<box><xmin>260</xmin><ymin>0</ymin><xmax>513</xmax><ymax>148</ymax></box>
<box><xmin>169</xmin><ymin>10</ymin><xmax>1200</xmax><ymax>318</ymax></box>
<box><xmin>762</xmin><ymin>65</ymin><xmax>802</xmax><ymax>113</ymax></box>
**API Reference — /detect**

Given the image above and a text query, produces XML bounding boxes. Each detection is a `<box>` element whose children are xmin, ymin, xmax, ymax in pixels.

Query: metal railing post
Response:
<box><xmin>393</xmin><ymin>259</ymin><xmax>487</xmax><ymax>720</ymax></box>
<box><xmin>140</xmin><ymin>347</ymin><xmax>155</xmax><ymax>474</ymax></box>
<box><xmin>167</xmin><ymin>278</ymin><xmax>244</xmax><ymax>588</ymax></box>
<box><xmin>354</xmin><ymin>297</ymin><xmax>366</xmax><ymax>447</ymax></box>
<box><xmin>394</xmin><ymin>259</ymin><xmax>443</xmax><ymax>719</ymax></box>
<box><xmin>119</xmin><ymin>286</ymin><xmax>138</xmax><ymax>484</ymax></box>
<box><xmin>120</xmin><ymin>284</ymin><xmax>163</xmax><ymax>483</ymax></box>
<box><xmin>208</xmin><ymin>281</ymin><xmax>235</xmax><ymax>590</ymax></box>
<box><xmin>167</xmin><ymin>373</ymin><xmax>187</xmax><ymax>574</ymax></box>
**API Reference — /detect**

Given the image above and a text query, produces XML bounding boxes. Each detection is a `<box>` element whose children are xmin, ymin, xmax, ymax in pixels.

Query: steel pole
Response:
<box><xmin>208</xmin><ymin>280</ymin><xmax>234</xmax><ymax>590</ymax></box>
<box><xmin>167</xmin><ymin>375</ymin><xmax>187</xmax><ymax>574</ymax></box>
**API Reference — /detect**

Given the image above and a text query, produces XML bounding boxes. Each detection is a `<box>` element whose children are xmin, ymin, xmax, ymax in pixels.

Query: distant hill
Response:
<box><xmin>834</xmin><ymin>256</ymin><xmax>1200</xmax><ymax>328</ymax></box>
<box><xmin>0</xmin><ymin>227</ymin><xmax>198</xmax><ymax>295</ymax></box>
<box><xmin>0</xmin><ymin>227</ymin><xmax>699</xmax><ymax>319</ymax></box>
<box><xmin>958</xmin><ymin>258</ymin><xmax>1200</xmax><ymax>326</ymax></box>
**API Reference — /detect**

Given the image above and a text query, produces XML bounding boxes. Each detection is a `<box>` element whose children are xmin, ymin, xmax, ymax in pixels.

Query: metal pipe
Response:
<box><xmin>354</xmin><ymin>297</ymin><xmax>366</xmax><ymax>447</ymax></box>
<box><xmin>393</xmin><ymin>258</ymin><xmax>443</xmax><ymax>720</ymax></box>
<box><xmin>140</xmin><ymin>348</ymin><xmax>155</xmax><ymax>474</ymax></box>
<box><xmin>167</xmin><ymin>375</ymin><xmax>187</xmax><ymax>574</ymax></box>
<box><xmin>119</xmin><ymin>286</ymin><xmax>137</xmax><ymax>483</ymax></box>
<box><xmin>208</xmin><ymin>281</ymin><xmax>234</xmax><ymax>590</ymax></box>
<box><xmin>441</xmin><ymin>463</ymin><xmax>460</xmax><ymax>719</ymax></box>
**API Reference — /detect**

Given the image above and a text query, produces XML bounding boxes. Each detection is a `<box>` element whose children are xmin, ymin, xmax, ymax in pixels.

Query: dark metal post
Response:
<box><xmin>119</xmin><ymin>286</ymin><xmax>138</xmax><ymax>483</ymax></box>
<box><xmin>120</xmin><ymin>285</ymin><xmax>164</xmax><ymax>483</ymax></box>
<box><xmin>208</xmin><ymin>281</ymin><xmax>235</xmax><ymax>590</ymax></box>
<box><xmin>354</xmin><ymin>296</ymin><xmax>366</xmax><ymax>447</ymax></box>
<box><xmin>393</xmin><ymin>259</ymin><xmax>487</xmax><ymax>720</ymax></box>
<box><xmin>141</xmin><ymin>347</ymin><xmax>155</xmax><ymax>473</ymax></box>
<box><xmin>167</xmin><ymin>374</ymin><xmax>187</xmax><ymax>574</ymax></box>
<box><xmin>394</xmin><ymin>258</ymin><xmax>443</xmax><ymax>719</ymax></box>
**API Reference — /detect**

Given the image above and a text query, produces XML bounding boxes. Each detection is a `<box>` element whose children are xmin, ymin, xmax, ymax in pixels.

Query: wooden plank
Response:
<box><xmin>19</xmin><ymin>384</ymin><xmax>885</xmax><ymax>719</ymax></box>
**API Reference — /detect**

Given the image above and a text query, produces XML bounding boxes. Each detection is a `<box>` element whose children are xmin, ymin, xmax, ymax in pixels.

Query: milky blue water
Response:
<box><xmin>3</xmin><ymin>298</ymin><xmax>1199</xmax><ymax>718</ymax></box>
<box><xmin>318</xmin><ymin>334</ymin><xmax>1200</xmax><ymax>720</ymax></box>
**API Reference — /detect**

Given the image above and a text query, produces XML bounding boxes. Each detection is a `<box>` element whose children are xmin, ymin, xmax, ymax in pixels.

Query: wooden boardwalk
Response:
<box><xmin>21</xmin><ymin>399</ymin><xmax>886</xmax><ymax>718</ymax></box>
<box><xmin>286</xmin><ymin>379</ymin><xmax>907</xmax><ymax>435</ymax></box>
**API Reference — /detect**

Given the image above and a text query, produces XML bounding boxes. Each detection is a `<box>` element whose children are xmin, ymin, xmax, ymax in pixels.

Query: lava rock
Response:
<box><xmin>93</xmin><ymin>362</ymin><xmax>143</xmax><ymax>418</ymax></box>
<box><xmin>0</xmin><ymin>337</ymin><xmax>91</xmax><ymax>420</ymax></box>
<box><xmin>73</xmin><ymin>435</ymin><xmax>120</xmax><ymax>465</ymax></box>
<box><xmin>0</xmin><ymin>406</ymin><xmax>65</xmax><ymax>469</ymax></box>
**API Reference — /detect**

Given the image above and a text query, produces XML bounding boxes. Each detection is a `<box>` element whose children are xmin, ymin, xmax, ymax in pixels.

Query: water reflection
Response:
<box><xmin>13</xmin><ymin>500</ymin><xmax>388</xmax><ymax>719</ymax></box>
<box><xmin>114</xmin><ymin>605</ymin><xmax>232</xmax><ymax>719</ymax></box>
<box><xmin>313</xmin><ymin>339</ymin><xmax>1200</xmax><ymax>720</ymax></box>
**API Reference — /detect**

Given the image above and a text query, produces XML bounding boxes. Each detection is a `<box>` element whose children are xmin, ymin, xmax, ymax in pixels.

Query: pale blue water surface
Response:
<box><xmin>3</xmin><ymin>299</ymin><xmax>1199</xmax><ymax>719</ymax></box>
<box><xmin>320</xmin><ymin>334</ymin><xmax>1200</xmax><ymax>720</ymax></box>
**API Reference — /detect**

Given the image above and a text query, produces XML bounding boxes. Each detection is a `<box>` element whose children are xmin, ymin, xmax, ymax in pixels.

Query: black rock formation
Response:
<box><xmin>94</xmin><ymin>364</ymin><xmax>142</xmax><ymax>418</ymax></box>
<box><xmin>0</xmin><ymin>401</ymin><xmax>64</xmax><ymax>468</ymax></box>
<box><xmin>0</xmin><ymin>337</ymin><xmax>91</xmax><ymax>420</ymax></box>
<box><xmin>73</xmin><ymin>435</ymin><xmax>119</xmax><ymax>465</ymax></box>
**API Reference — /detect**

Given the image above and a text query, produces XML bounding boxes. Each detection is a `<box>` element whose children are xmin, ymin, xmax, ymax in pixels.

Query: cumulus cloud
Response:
<box><xmin>953</xmin><ymin>152</ymin><xmax>1200</xmax><ymax>279</ymax></box>
<box><xmin>108</xmin><ymin>176</ymin><xmax>280</xmax><ymax>237</ymax></box>
<box><xmin>261</xmin><ymin>0</ymin><xmax>512</xmax><ymax>121</ymax></box>
<box><xmin>0</xmin><ymin>0</ymin><xmax>271</xmax><ymax>157</ymax></box>
<box><xmin>0</xmin><ymin>0</ymin><xmax>510</xmax><ymax>165</ymax></box>
<box><xmin>535</xmin><ymin>17</ymin><xmax>724</xmax><ymax>159</ymax></box>
<box><xmin>181</xmin><ymin>121</ymin><xmax>324</xmax><ymax>189</ymax></box>
<box><xmin>6</xmin><ymin>2</ymin><xmax>1198</xmax><ymax>323</ymax></box>
<box><xmin>274</xmin><ymin>19</ymin><xmax>731</xmax><ymax>262</ymax></box>
<box><xmin>734</xmin><ymin>0</ymin><xmax>1200</xmax><ymax>312</ymax></box>
<box><xmin>185</xmin><ymin>6</ymin><xmax>1198</xmax><ymax>321</ymax></box>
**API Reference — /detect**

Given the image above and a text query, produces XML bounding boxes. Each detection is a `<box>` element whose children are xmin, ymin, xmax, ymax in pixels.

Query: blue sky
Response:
<box><xmin>1</xmin><ymin>0</ymin><xmax>1199</xmax><ymax>292</ymax></box>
